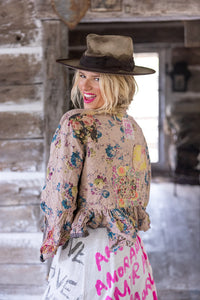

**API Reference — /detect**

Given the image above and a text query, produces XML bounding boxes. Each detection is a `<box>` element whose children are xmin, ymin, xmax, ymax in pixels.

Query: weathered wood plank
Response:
<box><xmin>0</xmin><ymin>233</ymin><xmax>43</xmax><ymax>264</ymax></box>
<box><xmin>0</xmin><ymin>139</ymin><xmax>44</xmax><ymax>172</ymax></box>
<box><xmin>0</xmin><ymin>112</ymin><xmax>43</xmax><ymax>139</ymax></box>
<box><xmin>0</xmin><ymin>264</ymin><xmax>46</xmax><ymax>285</ymax></box>
<box><xmin>35</xmin><ymin>0</ymin><xmax>200</xmax><ymax>21</ymax></box>
<box><xmin>83</xmin><ymin>0</ymin><xmax>200</xmax><ymax>22</ymax></box>
<box><xmin>0</xmin><ymin>205</ymin><xmax>40</xmax><ymax>232</ymax></box>
<box><xmin>0</xmin><ymin>84</ymin><xmax>42</xmax><ymax>105</ymax></box>
<box><xmin>187</xmin><ymin>70</ymin><xmax>200</xmax><ymax>92</ymax></box>
<box><xmin>0</xmin><ymin>52</ymin><xmax>42</xmax><ymax>86</ymax></box>
<box><xmin>0</xmin><ymin>29</ymin><xmax>41</xmax><ymax>49</ymax></box>
<box><xmin>168</xmin><ymin>98</ymin><xmax>200</xmax><ymax>113</ymax></box>
<box><xmin>0</xmin><ymin>289</ymin><xmax>46</xmax><ymax>300</ymax></box>
<box><xmin>43</xmin><ymin>20</ymin><xmax>69</xmax><ymax>161</ymax></box>
<box><xmin>172</xmin><ymin>47</ymin><xmax>200</xmax><ymax>65</ymax></box>
<box><xmin>69</xmin><ymin>22</ymin><xmax>184</xmax><ymax>46</ymax></box>
<box><xmin>0</xmin><ymin>0</ymin><xmax>41</xmax><ymax>47</ymax></box>
<box><xmin>35</xmin><ymin>0</ymin><xmax>58</xmax><ymax>19</ymax></box>
<box><xmin>0</xmin><ymin>28</ymin><xmax>41</xmax><ymax>48</ymax></box>
<box><xmin>0</xmin><ymin>177</ymin><xmax>43</xmax><ymax>206</ymax></box>
<box><xmin>184</xmin><ymin>20</ymin><xmax>200</xmax><ymax>48</ymax></box>
<box><xmin>0</xmin><ymin>0</ymin><xmax>39</xmax><ymax>29</ymax></box>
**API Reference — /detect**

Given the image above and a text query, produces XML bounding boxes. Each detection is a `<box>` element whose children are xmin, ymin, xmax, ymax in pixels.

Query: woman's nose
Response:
<box><xmin>83</xmin><ymin>79</ymin><xmax>92</xmax><ymax>91</ymax></box>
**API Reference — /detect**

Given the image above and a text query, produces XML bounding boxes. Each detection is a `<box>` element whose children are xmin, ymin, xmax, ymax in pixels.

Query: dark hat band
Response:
<box><xmin>80</xmin><ymin>54</ymin><xmax>135</xmax><ymax>72</ymax></box>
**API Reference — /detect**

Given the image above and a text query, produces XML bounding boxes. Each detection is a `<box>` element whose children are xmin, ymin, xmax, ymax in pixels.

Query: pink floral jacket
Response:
<box><xmin>40</xmin><ymin>109</ymin><xmax>151</xmax><ymax>261</ymax></box>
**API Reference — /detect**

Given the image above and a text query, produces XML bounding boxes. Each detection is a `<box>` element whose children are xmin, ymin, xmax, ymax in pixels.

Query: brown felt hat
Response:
<box><xmin>56</xmin><ymin>34</ymin><xmax>155</xmax><ymax>75</ymax></box>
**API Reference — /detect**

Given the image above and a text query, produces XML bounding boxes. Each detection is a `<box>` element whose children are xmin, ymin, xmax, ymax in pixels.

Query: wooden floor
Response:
<box><xmin>141</xmin><ymin>181</ymin><xmax>200</xmax><ymax>300</ymax></box>
<box><xmin>0</xmin><ymin>181</ymin><xmax>199</xmax><ymax>299</ymax></box>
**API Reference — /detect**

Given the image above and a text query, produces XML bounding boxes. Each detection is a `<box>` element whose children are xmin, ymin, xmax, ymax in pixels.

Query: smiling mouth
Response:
<box><xmin>83</xmin><ymin>93</ymin><xmax>96</xmax><ymax>104</ymax></box>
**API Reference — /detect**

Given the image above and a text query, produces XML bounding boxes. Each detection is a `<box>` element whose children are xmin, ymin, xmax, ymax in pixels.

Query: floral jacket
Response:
<box><xmin>40</xmin><ymin>109</ymin><xmax>151</xmax><ymax>261</ymax></box>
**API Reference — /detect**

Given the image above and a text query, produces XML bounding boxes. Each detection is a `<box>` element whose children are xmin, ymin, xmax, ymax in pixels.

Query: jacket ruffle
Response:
<box><xmin>40</xmin><ymin>205</ymin><xmax>150</xmax><ymax>261</ymax></box>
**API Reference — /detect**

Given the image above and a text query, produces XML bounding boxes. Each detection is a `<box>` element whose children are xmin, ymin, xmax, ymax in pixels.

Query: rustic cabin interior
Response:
<box><xmin>0</xmin><ymin>1</ymin><xmax>199</xmax><ymax>299</ymax></box>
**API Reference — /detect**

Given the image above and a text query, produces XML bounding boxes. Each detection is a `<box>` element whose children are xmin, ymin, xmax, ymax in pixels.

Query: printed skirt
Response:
<box><xmin>42</xmin><ymin>227</ymin><xmax>157</xmax><ymax>300</ymax></box>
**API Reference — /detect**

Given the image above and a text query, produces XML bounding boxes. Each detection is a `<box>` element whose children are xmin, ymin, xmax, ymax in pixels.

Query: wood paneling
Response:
<box><xmin>172</xmin><ymin>47</ymin><xmax>200</xmax><ymax>65</ymax></box>
<box><xmin>35</xmin><ymin>0</ymin><xmax>200</xmax><ymax>22</ymax></box>
<box><xmin>83</xmin><ymin>0</ymin><xmax>200</xmax><ymax>22</ymax></box>
<box><xmin>0</xmin><ymin>178</ymin><xmax>42</xmax><ymax>206</ymax></box>
<box><xmin>0</xmin><ymin>0</ymin><xmax>41</xmax><ymax>47</ymax></box>
<box><xmin>0</xmin><ymin>84</ymin><xmax>43</xmax><ymax>105</ymax></box>
<box><xmin>0</xmin><ymin>112</ymin><xmax>43</xmax><ymax>139</ymax></box>
<box><xmin>35</xmin><ymin>0</ymin><xmax>58</xmax><ymax>19</ymax></box>
<box><xmin>0</xmin><ymin>285</ymin><xmax>46</xmax><ymax>298</ymax></box>
<box><xmin>69</xmin><ymin>22</ymin><xmax>184</xmax><ymax>47</ymax></box>
<box><xmin>43</xmin><ymin>20</ymin><xmax>69</xmax><ymax>159</ymax></box>
<box><xmin>0</xmin><ymin>1</ymin><xmax>46</xmax><ymax>297</ymax></box>
<box><xmin>0</xmin><ymin>233</ymin><xmax>43</xmax><ymax>264</ymax></box>
<box><xmin>0</xmin><ymin>264</ymin><xmax>46</xmax><ymax>285</ymax></box>
<box><xmin>0</xmin><ymin>53</ymin><xmax>42</xmax><ymax>86</ymax></box>
<box><xmin>184</xmin><ymin>21</ymin><xmax>200</xmax><ymax>48</ymax></box>
<box><xmin>188</xmin><ymin>69</ymin><xmax>200</xmax><ymax>92</ymax></box>
<box><xmin>0</xmin><ymin>139</ymin><xmax>44</xmax><ymax>172</ymax></box>
<box><xmin>0</xmin><ymin>205</ymin><xmax>40</xmax><ymax>232</ymax></box>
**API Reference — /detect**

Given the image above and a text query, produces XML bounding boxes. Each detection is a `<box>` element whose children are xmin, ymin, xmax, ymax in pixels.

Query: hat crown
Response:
<box><xmin>56</xmin><ymin>33</ymin><xmax>155</xmax><ymax>75</ymax></box>
<box><xmin>85</xmin><ymin>34</ymin><xmax>134</xmax><ymax>60</ymax></box>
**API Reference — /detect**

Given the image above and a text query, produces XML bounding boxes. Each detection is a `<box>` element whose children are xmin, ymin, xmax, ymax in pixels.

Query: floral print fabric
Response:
<box><xmin>40</xmin><ymin>109</ymin><xmax>151</xmax><ymax>261</ymax></box>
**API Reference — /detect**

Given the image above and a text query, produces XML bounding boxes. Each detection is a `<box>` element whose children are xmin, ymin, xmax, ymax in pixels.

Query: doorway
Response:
<box><xmin>128</xmin><ymin>52</ymin><xmax>160</xmax><ymax>163</ymax></box>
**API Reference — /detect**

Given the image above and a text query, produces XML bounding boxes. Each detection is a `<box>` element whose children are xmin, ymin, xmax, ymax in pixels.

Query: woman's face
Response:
<box><xmin>77</xmin><ymin>70</ymin><xmax>104</xmax><ymax>109</ymax></box>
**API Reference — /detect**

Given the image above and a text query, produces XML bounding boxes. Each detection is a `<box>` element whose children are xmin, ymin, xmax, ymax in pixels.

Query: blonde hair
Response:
<box><xmin>71</xmin><ymin>70</ymin><xmax>137</xmax><ymax>114</ymax></box>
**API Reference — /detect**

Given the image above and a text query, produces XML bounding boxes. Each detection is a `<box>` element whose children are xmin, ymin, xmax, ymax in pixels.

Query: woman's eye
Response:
<box><xmin>94</xmin><ymin>77</ymin><xmax>100</xmax><ymax>81</ymax></box>
<box><xmin>80</xmin><ymin>74</ymin><xmax>85</xmax><ymax>78</ymax></box>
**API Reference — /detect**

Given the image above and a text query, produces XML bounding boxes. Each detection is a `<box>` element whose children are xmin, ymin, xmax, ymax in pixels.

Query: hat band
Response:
<box><xmin>80</xmin><ymin>55</ymin><xmax>135</xmax><ymax>72</ymax></box>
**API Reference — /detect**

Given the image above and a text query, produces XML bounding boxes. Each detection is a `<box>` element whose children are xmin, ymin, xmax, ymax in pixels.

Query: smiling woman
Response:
<box><xmin>40</xmin><ymin>34</ymin><xmax>157</xmax><ymax>300</ymax></box>
<box><xmin>71</xmin><ymin>70</ymin><xmax>137</xmax><ymax>114</ymax></box>
<box><xmin>77</xmin><ymin>70</ymin><xmax>104</xmax><ymax>109</ymax></box>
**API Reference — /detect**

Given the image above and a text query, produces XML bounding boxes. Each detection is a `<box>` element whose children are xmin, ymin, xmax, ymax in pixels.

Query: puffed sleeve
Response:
<box><xmin>40</xmin><ymin>112</ymin><xmax>85</xmax><ymax>261</ymax></box>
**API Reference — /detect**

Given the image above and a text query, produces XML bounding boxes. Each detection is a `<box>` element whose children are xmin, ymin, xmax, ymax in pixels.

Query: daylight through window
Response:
<box><xmin>128</xmin><ymin>53</ymin><xmax>159</xmax><ymax>163</ymax></box>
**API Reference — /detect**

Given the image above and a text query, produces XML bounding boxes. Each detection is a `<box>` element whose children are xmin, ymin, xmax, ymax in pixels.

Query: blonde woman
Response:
<box><xmin>40</xmin><ymin>34</ymin><xmax>157</xmax><ymax>300</ymax></box>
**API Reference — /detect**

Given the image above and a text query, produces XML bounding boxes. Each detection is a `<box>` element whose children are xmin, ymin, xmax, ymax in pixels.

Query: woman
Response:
<box><xmin>40</xmin><ymin>34</ymin><xmax>157</xmax><ymax>300</ymax></box>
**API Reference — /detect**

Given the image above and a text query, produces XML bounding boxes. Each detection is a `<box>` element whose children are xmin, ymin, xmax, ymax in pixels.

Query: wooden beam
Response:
<box><xmin>42</xmin><ymin>20</ymin><xmax>69</xmax><ymax>163</ymax></box>
<box><xmin>69</xmin><ymin>21</ymin><xmax>184</xmax><ymax>46</ymax></box>
<box><xmin>35</xmin><ymin>0</ymin><xmax>200</xmax><ymax>23</ymax></box>
<box><xmin>83</xmin><ymin>0</ymin><xmax>200</xmax><ymax>23</ymax></box>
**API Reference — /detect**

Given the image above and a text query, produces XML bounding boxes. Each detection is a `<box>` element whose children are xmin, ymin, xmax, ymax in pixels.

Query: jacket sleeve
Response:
<box><xmin>133</xmin><ymin>142</ymin><xmax>151</xmax><ymax>209</ymax></box>
<box><xmin>131</xmin><ymin>124</ymin><xmax>151</xmax><ymax>233</ymax></box>
<box><xmin>40</xmin><ymin>113</ymin><xmax>85</xmax><ymax>261</ymax></box>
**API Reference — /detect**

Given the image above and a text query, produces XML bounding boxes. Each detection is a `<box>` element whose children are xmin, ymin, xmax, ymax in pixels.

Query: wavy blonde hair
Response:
<box><xmin>71</xmin><ymin>70</ymin><xmax>137</xmax><ymax>114</ymax></box>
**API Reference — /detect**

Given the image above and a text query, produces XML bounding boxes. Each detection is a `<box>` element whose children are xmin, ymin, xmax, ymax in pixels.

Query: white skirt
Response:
<box><xmin>42</xmin><ymin>227</ymin><xmax>157</xmax><ymax>300</ymax></box>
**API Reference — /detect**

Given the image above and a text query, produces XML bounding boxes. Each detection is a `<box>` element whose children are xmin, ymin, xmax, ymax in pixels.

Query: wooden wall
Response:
<box><xmin>83</xmin><ymin>0</ymin><xmax>200</xmax><ymax>22</ymax></box>
<box><xmin>0</xmin><ymin>0</ymin><xmax>70</xmax><ymax>297</ymax></box>
<box><xmin>0</xmin><ymin>0</ymin><xmax>200</xmax><ymax>298</ymax></box>
<box><xmin>165</xmin><ymin>46</ymin><xmax>200</xmax><ymax>183</ymax></box>
<box><xmin>0</xmin><ymin>0</ymin><xmax>47</xmax><ymax>297</ymax></box>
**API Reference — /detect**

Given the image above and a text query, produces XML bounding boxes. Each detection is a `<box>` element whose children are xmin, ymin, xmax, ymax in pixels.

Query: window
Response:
<box><xmin>128</xmin><ymin>53</ymin><xmax>159</xmax><ymax>163</ymax></box>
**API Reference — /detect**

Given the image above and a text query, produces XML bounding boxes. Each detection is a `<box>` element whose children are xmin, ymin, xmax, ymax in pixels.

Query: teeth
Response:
<box><xmin>84</xmin><ymin>94</ymin><xmax>95</xmax><ymax>99</ymax></box>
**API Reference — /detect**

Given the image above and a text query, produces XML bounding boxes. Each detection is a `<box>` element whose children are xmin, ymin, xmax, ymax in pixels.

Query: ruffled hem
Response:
<box><xmin>70</xmin><ymin>205</ymin><xmax>150</xmax><ymax>251</ymax></box>
<box><xmin>40</xmin><ymin>205</ymin><xmax>150</xmax><ymax>261</ymax></box>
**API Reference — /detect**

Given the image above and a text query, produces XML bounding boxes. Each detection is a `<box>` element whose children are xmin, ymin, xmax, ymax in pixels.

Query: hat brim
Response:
<box><xmin>56</xmin><ymin>59</ymin><xmax>155</xmax><ymax>75</ymax></box>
